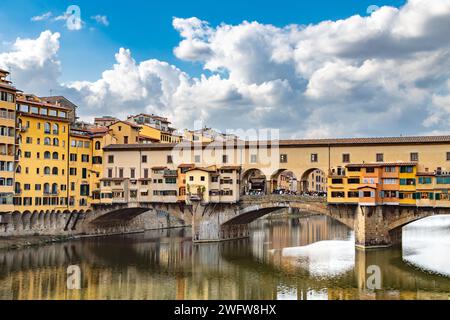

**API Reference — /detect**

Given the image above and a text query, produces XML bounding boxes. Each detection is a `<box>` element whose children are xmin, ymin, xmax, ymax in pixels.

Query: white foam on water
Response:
<box><xmin>281</xmin><ymin>240</ymin><xmax>355</xmax><ymax>278</ymax></box>
<box><xmin>403</xmin><ymin>216</ymin><xmax>450</xmax><ymax>277</ymax></box>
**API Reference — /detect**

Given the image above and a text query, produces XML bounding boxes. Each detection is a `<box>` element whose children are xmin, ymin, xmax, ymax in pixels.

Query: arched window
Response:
<box><xmin>16</xmin><ymin>165</ymin><xmax>21</xmax><ymax>174</ymax></box>
<box><xmin>44</xmin><ymin>167</ymin><xmax>50</xmax><ymax>175</ymax></box>
<box><xmin>52</xmin><ymin>152</ymin><xmax>58</xmax><ymax>160</ymax></box>
<box><xmin>44</xmin><ymin>183</ymin><xmax>50</xmax><ymax>194</ymax></box>
<box><xmin>44</xmin><ymin>151</ymin><xmax>51</xmax><ymax>159</ymax></box>
<box><xmin>52</xmin><ymin>123</ymin><xmax>59</xmax><ymax>135</ymax></box>
<box><xmin>53</xmin><ymin>138</ymin><xmax>59</xmax><ymax>146</ymax></box>
<box><xmin>44</xmin><ymin>122</ymin><xmax>51</xmax><ymax>134</ymax></box>
<box><xmin>52</xmin><ymin>183</ymin><xmax>58</xmax><ymax>194</ymax></box>
<box><xmin>52</xmin><ymin>167</ymin><xmax>58</xmax><ymax>175</ymax></box>
<box><xmin>95</xmin><ymin>141</ymin><xmax>101</xmax><ymax>150</ymax></box>
<box><xmin>44</xmin><ymin>137</ymin><xmax>51</xmax><ymax>145</ymax></box>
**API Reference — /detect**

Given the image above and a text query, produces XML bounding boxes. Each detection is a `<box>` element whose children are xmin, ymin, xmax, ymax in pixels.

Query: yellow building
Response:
<box><xmin>14</xmin><ymin>94</ymin><xmax>71</xmax><ymax>212</ymax></box>
<box><xmin>0</xmin><ymin>69</ymin><xmax>18</xmax><ymax>214</ymax></box>
<box><xmin>127</xmin><ymin>113</ymin><xmax>182</xmax><ymax>143</ymax></box>
<box><xmin>108</xmin><ymin>120</ymin><xmax>141</xmax><ymax>144</ymax></box>
<box><xmin>68</xmin><ymin>129</ymin><xmax>93</xmax><ymax>211</ymax></box>
<box><xmin>185</xmin><ymin>166</ymin><xmax>240</xmax><ymax>204</ymax></box>
<box><xmin>89</xmin><ymin>126</ymin><xmax>117</xmax><ymax>204</ymax></box>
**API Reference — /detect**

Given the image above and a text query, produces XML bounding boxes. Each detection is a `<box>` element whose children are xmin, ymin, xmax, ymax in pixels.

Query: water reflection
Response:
<box><xmin>0</xmin><ymin>214</ymin><xmax>450</xmax><ymax>300</ymax></box>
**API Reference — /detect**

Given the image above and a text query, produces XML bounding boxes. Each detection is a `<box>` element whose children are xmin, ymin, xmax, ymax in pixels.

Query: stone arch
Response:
<box><xmin>21</xmin><ymin>211</ymin><xmax>32</xmax><ymax>230</ymax></box>
<box><xmin>43</xmin><ymin>211</ymin><xmax>51</xmax><ymax>229</ymax></box>
<box><xmin>30</xmin><ymin>211</ymin><xmax>39</xmax><ymax>230</ymax></box>
<box><xmin>269</xmin><ymin>169</ymin><xmax>299</xmax><ymax>194</ymax></box>
<box><xmin>241</xmin><ymin>168</ymin><xmax>267</xmax><ymax>196</ymax></box>
<box><xmin>11</xmin><ymin>211</ymin><xmax>22</xmax><ymax>231</ymax></box>
<box><xmin>300</xmin><ymin>167</ymin><xmax>328</xmax><ymax>194</ymax></box>
<box><xmin>38</xmin><ymin>211</ymin><xmax>45</xmax><ymax>229</ymax></box>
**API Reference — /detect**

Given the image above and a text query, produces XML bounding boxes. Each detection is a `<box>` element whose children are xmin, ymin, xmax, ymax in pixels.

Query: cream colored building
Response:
<box><xmin>101</xmin><ymin>136</ymin><xmax>450</xmax><ymax>205</ymax></box>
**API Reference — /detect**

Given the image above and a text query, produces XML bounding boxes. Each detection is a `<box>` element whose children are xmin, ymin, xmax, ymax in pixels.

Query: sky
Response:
<box><xmin>1</xmin><ymin>0</ymin><xmax>450</xmax><ymax>139</ymax></box>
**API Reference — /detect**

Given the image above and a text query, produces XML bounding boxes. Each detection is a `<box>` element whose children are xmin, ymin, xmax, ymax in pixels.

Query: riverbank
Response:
<box><xmin>0</xmin><ymin>235</ymin><xmax>78</xmax><ymax>251</ymax></box>
<box><xmin>0</xmin><ymin>226</ymin><xmax>191</xmax><ymax>252</ymax></box>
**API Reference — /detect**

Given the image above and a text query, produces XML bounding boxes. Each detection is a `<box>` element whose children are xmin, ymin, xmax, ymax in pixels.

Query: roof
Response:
<box><xmin>108</xmin><ymin>120</ymin><xmax>141</xmax><ymax>129</ymax></box>
<box><xmin>130</xmin><ymin>113</ymin><xmax>171</xmax><ymax>123</ymax></box>
<box><xmin>178</xmin><ymin>164</ymin><xmax>195</xmax><ymax>168</ymax></box>
<box><xmin>186</xmin><ymin>167</ymin><xmax>217</xmax><ymax>174</ymax></box>
<box><xmin>220</xmin><ymin>166</ymin><xmax>242</xmax><ymax>171</ymax></box>
<box><xmin>416</xmin><ymin>172</ymin><xmax>436</xmax><ymax>176</ymax></box>
<box><xmin>346</xmin><ymin>162</ymin><xmax>417</xmax><ymax>168</ymax></box>
<box><xmin>40</xmin><ymin>96</ymin><xmax>78</xmax><ymax>110</ymax></box>
<box><xmin>102</xmin><ymin>135</ymin><xmax>450</xmax><ymax>151</ymax></box>
<box><xmin>17</xmin><ymin>95</ymin><xmax>73</xmax><ymax>111</ymax></box>
<box><xmin>138</xmin><ymin>134</ymin><xmax>160</xmax><ymax>142</ymax></box>
<box><xmin>151</xmin><ymin>166</ymin><xmax>168</xmax><ymax>170</ymax></box>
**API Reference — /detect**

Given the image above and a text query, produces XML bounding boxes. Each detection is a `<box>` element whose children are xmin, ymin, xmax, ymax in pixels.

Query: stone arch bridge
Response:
<box><xmin>84</xmin><ymin>195</ymin><xmax>450</xmax><ymax>248</ymax></box>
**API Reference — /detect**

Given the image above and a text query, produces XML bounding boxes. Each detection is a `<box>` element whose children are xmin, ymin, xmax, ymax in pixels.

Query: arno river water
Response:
<box><xmin>1</xmin><ymin>212</ymin><xmax>450</xmax><ymax>300</ymax></box>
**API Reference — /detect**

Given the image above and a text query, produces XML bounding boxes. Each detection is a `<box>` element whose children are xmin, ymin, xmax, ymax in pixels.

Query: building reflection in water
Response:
<box><xmin>1</xmin><ymin>213</ymin><xmax>450</xmax><ymax>300</ymax></box>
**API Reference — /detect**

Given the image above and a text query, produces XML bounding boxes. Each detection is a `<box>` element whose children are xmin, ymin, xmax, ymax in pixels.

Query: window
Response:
<box><xmin>418</xmin><ymin>177</ymin><xmax>432</xmax><ymax>184</ymax></box>
<box><xmin>331</xmin><ymin>192</ymin><xmax>345</xmax><ymax>198</ymax></box>
<box><xmin>142</xmin><ymin>155</ymin><xmax>147</xmax><ymax>163</ymax></box>
<box><xmin>130</xmin><ymin>168</ymin><xmax>135</xmax><ymax>179</ymax></box>
<box><xmin>348</xmin><ymin>191</ymin><xmax>359</xmax><ymax>198</ymax></box>
<box><xmin>383</xmin><ymin>178</ymin><xmax>397</xmax><ymax>185</ymax></box>
<box><xmin>223</xmin><ymin>155</ymin><xmax>229</xmax><ymax>164</ymax></box>
<box><xmin>53</xmin><ymin>138</ymin><xmax>59</xmax><ymax>146</ymax></box>
<box><xmin>400</xmin><ymin>178</ymin><xmax>416</xmax><ymax>186</ymax></box>
<box><xmin>167</xmin><ymin>155</ymin><xmax>173</xmax><ymax>164</ymax></box>
<box><xmin>280</xmin><ymin>154</ymin><xmax>288</xmax><ymax>163</ymax></box>
<box><xmin>26</xmin><ymin>137</ymin><xmax>32</xmax><ymax>144</ymax></box>
<box><xmin>332</xmin><ymin>179</ymin><xmax>343</xmax><ymax>184</ymax></box>
<box><xmin>69</xmin><ymin>168</ymin><xmax>77</xmax><ymax>176</ymax></box>
<box><xmin>119</xmin><ymin>168</ymin><xmax>124</xmax><ymax>178</ymax></box>
<box><xmin>108</xmin><ymin>168</ymin><xmax>113</xmax><ymax>178</ymax></box>
<box><xmin>342</xmin><ymin>154</ymin><xmax>350</xmax><ymax>163</ymax></box>
<box><xmin>44</xmin><ymin>167</ymin><xmax>50</xmax><ymax>175</ymax></box>
<box><xmin>108</xmin><ymin>155</ymin><xmax>114</xmax><ymax>163</ymax></box>
<box><xmin>436</xmin><ymin>176</ymin><xmax>450</xmax><ymax>184</ymax></box>
<box><xmin>52</xmin><ymin>124</ymin><xmax>59</xmax><ymax>134</ymax></box>
<box><xmin>81</xmin><ymin>155</ymin><xmax>89</xmax><ymax>162</ymax></box>
<box><xmin>189</xmin><ymin>176</ymin><xmax>194</xmax><ymax>182</ymax></box>
<box><xmin>311</xmin><ymin>154</ymin><xmax>318</xmax><ymax>163</ymax></box>
<box><xmin>44</xmin><ymin>151</ymin><xmax>51</xmax><ymax>159</ymax></box>
<box><xmin>201</xmin><ymin>176</ymin><xmax>205</xmax><ymax>182</ymax></box>
<box><xmin>410</xmin><ymin>152</ymin><xmax>419</xmax><ymax>162</ymax></box>
<box><xmin>447</xmin><ymin>152</ymin><xmax>450</xmax><ymax>161</ymax></box>
<box><xmin>82</xmin><ymin>168</ymin><xmax>87</xmax><ymax>179</ymax></box>
<box><xmin>124</xmin><ymin>136</ymin><xmax>129</xmax><ymax>144</ymax></box>
<box><xmin>52</xmin><ymin>167</ymin><xmax>58</xmax><ymax>175</ymax></box>
<box><xmin>376</xmin><ymin>153</ymin><xmax>384</xmax><ymax>162</ymax></box>
<box><xmin>195</xmin><ymin>155</ymin><xmax>201</xmax><ymax>163</ymax></box>
<box><xmin>44</xmin><ymin>137</ymin><xmax>51</xmax><ymax>145</ymax></box>
<box><xmin>144</xmin><ymin>169</ymin><xmax>149</xmax><ymax>179</ymax></box>
<box><xmin>385</xmin><ymin>166</ymin><xmax>396</xmax><ymax>173</ymax></box>
<box><xmin>70</xmin><ymin>154</ymin><xmax>77</xmax><ymax>162</ymax></box>
<box><xmin>44</xmin><ymin>122</ymin><xmax>51</xmax><ymax>134</ymax></box>
<box><xmin>95</xmin><ymin>141</ymin><xmax>101</xmax><ymax>150</ymax></box>
<box><xmin>52</xmin><ymin>152</ymin><xmax>58</xmax><ymax>160</ymax></box>
<box><xmin>24</xmin><ymin>151</ymin><xmax>31</xmax><ymax>158</ymax></box>
<box><xmin>366</xmin><ymin>167</ymin><xmax>375</xmax><ymax>173</ymax></box>
<box><xmin>250</xmin><ymin>154</ymin><xmax>257</xmax><ymax>163</ymax></box>
<box><xmin>347</xmin><ymin>178</ymin><xmax>360</xmax><ymax>184</ymax></box>
<box><xmin>400</xmin><ymin>166</ymin><xmax>414</xmax><ymax>173</ymax></box>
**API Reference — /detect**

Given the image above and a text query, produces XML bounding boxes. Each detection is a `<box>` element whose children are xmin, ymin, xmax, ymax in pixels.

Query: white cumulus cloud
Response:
<box><xmin>2</xmin><ymin>0</ymin><xmax>450</xmax><ymax>138</ymax></box>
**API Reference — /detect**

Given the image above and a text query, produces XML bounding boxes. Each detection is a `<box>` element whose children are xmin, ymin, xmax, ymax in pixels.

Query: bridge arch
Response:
<box><xmin>269</xmin><ymin>169</ymin><xmax>299</xmax><ymax>194</ymax></box>
<box><xmin>300</xmin><ymin>167</ymin><xmax>328</xmax><ymax>193</ymax></box>
<box><xmin>241</xmin><ymin>168</ymin><xmax>267</xmax><ymax>195</ymax></box>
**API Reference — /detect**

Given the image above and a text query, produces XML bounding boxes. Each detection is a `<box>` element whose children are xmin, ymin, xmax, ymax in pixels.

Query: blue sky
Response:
<box><xmin>2</xmin><ymin>0</ymin><xmax>450</xmax><ymax>139</ymax></box>
<box><xmin>0</xmin><ymin>0</ymin><xmax>405</xmax><ymax>83</ymax></box>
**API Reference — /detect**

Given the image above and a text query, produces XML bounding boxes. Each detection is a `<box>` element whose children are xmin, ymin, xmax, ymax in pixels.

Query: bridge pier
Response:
<box><xmin>354</xmin><ymin>206</ymin><xmax>403</xmax><ymax>249</ymax></box>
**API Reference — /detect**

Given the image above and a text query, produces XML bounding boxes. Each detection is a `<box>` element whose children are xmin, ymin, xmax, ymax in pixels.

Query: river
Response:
<box><xmin>1</xmin><ymin>213</ymin><xmax>450</xmax><ymax>300</ymax></box>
